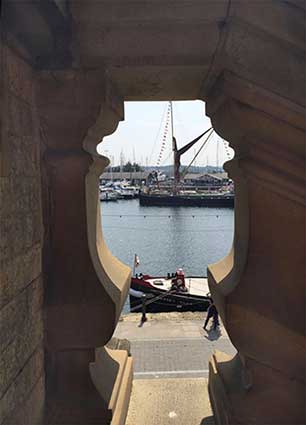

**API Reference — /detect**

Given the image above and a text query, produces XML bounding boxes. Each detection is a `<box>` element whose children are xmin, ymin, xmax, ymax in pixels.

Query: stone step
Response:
<box><xmin>90</xmin><ymin>346</ymin><xmax>133</xmax><ymax>423</ymax></box>
<box><xmin>111</xmin><ymin>357</ymin><xmax>133</xmax><ymax>425</ymax></box>
<box><xmin>126</xmin><ymin>377</ymin><xmax>215</xmax><ymax>425</ymax></box>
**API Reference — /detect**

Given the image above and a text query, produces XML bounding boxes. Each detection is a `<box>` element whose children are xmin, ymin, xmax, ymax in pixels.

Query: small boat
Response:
<box><xmin>99</xmin><ymin>187</ymin><xmax>119</xmax><ymax>202</ymax></box>
<box><xmin>120</xmin><ymin>186</ymin><xmax>138</xmax><ymax>199</ymax></box>
<box><xmin>130</xmin><ymin>268</ymin><xmax>211</xmax><ymax>313</ymax></box>
<box><xmin>113</xmin><ymin>181</ymin><xmax>139</xmax><ymax>199</ymax></box>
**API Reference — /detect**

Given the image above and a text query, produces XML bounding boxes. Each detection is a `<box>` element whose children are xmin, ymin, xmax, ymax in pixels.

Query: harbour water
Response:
<box><xmin>100</xmin><ymin>199</ymin><xmax>234</xmax><ymax>312</ymax></box>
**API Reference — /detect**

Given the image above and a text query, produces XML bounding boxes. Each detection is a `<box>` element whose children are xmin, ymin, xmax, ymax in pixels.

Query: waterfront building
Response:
<box><xmin>183</xmin><ymin>172</ymin><xmax>230</xmax><ymax>189</ymax></box>
<box><xmin>100</xmin><ymin>171</ymin><xmax>230</xmax><ymax>189</ymax></box>
<box><xmin>101</xmin><ymin>171</ymin><xmax>150</xmax><ymax>186</ymax></box>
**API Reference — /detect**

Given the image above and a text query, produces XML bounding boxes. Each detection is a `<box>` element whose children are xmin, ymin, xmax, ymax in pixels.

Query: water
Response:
<box><xmin>100</xmin><ymin>199</ymin><xmax>234</xmax><ymax>312</ymax></box>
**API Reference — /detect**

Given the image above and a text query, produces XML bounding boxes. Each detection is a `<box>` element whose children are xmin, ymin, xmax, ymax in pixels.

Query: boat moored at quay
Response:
<box><xmin>138</xmin><ymin>101</ymin><xmax>234</xmax><ymax>207</ymax></box>
<box><xmin>129</xmin><ymin>269</ymin><xmax>211</xmax><ymax>313</ymax></box>
<box><xmin>99</xmin><ymin>188</ymin><xmax>119</xmax><ymax>202</ymax></box>
<box><xmin>139</xmin><ymin>190</ymin><xmax>234</xmax><ymax>207</ymax></box>
<box><xmin>99</xmin><ymin>181</ymin><xmax>139</xmax><ymax>201</ymax></box>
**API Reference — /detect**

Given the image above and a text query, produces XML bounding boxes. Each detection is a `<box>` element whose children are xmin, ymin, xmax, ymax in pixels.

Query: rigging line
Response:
<box><xmin>130</xmin><ymin>289</ymin><xmax>177</xmax><ymax>313</ymax></box>
<box><xmin>131</xmin><ymin>287</ymin><xmax>178</xmax><ymax>310</ymax></box>
<box><xmin>148</xmin><ymin>103</ymin><xmax>168</xmax><ymax>165</ymax></box>
<box><xmin>222</xmin><ymin>139</ymin><xmax>232</xmax><ymax>160</ymax></box>
<box><xmin>102</xmin><ymin>226</ymin><xmax>233</xmax><ymax>233</ymax></box>
<box><xmin>170</xmin><ymin>101</ymin><xmax>174</xmax><ymax>142</ymax></box>
<box><xmin>102</xmin><ymin>214</ymin><xmax>232</xmax><ymax>217</ymax></box>
<box><xmin>181</xmin><ymin>128</ymin><xmax>214</xmax><ymax>178</ymax></box>
<box><xmin>157</xmin><ymin>102</ymin><xmax>172</xmax><ymax>165</ymax></box>
<box><xmin>159</xmin><ymin>292</ymin><xmax>209</xmax><ymax>302</ymax></box>
<box><xmin>159</xmin><ymin>149</ymin><xmax>173</xmax><ymax>166</ymax></box>
<box><xmin>174</xmin><ymin>103</ymin><xmax>190</xmax><ymax>141</ymax></box>
<box><xmin>130</xmin><ymin>289</ymin><xmax>210</xmax><ymax>312</ymax></box>
<box><xmin>130</xmin><ymin>287</ymin><xmax>209</xmax><ymax>312</ymax></box>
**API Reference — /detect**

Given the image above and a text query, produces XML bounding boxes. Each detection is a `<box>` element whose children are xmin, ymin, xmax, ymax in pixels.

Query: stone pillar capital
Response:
<box><xmin>206</xmin><ymin>71</ymin><xmax>305</xmax><ymax>141</ymax></box>
<box><xmin>205</xmin><ymin>71</ymin><xmax>305</xmax><ymax>204</ymax></box>
<box><xmin>37</xmin><ymin>68</ymin><xmax>124</xmax><ymax>152</ymax></box>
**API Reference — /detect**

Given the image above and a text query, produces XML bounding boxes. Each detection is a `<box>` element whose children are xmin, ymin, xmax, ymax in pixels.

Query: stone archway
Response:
<box><xmin>2</xmin><ymin>1</ymin><xmax>304</xmax><ymax>424</ymax></box>
<box><xmin>42</xmin><ymin>1</ymin><xmax>305</xmax><ymax>422</ymax></box>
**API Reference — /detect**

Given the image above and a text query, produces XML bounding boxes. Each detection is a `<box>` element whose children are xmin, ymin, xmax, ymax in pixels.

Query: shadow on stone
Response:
<box><xmin>200</xmin><ymin>415</ymin><xmax>215</xmax><ymax>425</ymax></box>
<box><xmin>138</xmin><ymin>318</ymin><xmax>148</xmax><ymax>328</ymax></box>
<box><xmin>204</xmin><ymin>328</ymin><xmax>222</xmax><ymax>341</ymax></box>
<box><xmin>106</xmin><ymin>337</ymin><xmax>131</xmax><ymax>356</ymax></box>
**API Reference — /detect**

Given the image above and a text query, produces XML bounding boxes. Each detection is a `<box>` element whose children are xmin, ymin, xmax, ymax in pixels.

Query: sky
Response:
<box><xmin>97</xmin><ymin>100</ymin><xmax>234</xmax><ymax>168</ymax></box>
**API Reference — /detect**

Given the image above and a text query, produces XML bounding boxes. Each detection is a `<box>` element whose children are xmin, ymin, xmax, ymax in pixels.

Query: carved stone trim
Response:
<box><xmin>207</xmin><ymin>71</ymin><xmax>305</xmax><ymax>130</ymax></box>
<box><xmin>83</xmin><ymin>79</ymin><xmax>131</xmax><ymax>322</ymax></box>
<box><xmin>206</xmin><ymin>67</ymin><xmax>305</xmax><ymax>425</ymax></box>
<box><xmin>85</xmin><ymin>154</ymin><xmax>131</xmax><ymax>321</ymax></box>
<box><xmin>206</xmin><ymin>72</ymin><xmax>305</xmax><ymax>204</ymax></box>
<box><xmin>208</xmin><ymin>157</ymin><xmax>249</xmax><ymax>326</ymax></box>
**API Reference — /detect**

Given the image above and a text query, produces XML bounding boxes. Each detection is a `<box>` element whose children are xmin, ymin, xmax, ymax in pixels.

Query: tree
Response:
<box><xmin>107</xmin><ymin>162</ymin><xmax>143</xmax><ymax>173</ymax></box>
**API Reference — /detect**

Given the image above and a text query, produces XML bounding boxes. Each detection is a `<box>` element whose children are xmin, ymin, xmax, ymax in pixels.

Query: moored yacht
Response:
<box><xmin>113</xmin><ymin>181</ymin><xmax>139</xmax><ymax>199</ymax></box>
<box><xmin>99</xmin><ymin>187</ymin><xmax>119</xmax><ymax>202</ymax></box>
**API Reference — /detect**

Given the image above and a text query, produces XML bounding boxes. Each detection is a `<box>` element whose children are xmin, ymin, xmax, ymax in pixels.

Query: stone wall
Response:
<box><xmin>0</xmin><ymin>42</ymin><xmax>44</xmax><ymax>424</ymax></box>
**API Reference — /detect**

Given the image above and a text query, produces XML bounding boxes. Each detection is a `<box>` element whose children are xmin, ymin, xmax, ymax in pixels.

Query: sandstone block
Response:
<box><xmin>0</xmin><ymin>244</ymin><xmax>42</xmax><ymax>308</ymax></box>
<box><xmin>4</xmin><ymin>45</ymin><xmax>34</xmax><ymax>104</ymax></box>
<box><xmin>3</xmin><ymin>375</ymin><xmax>45</xmax><ymax>425</ymax></box>
<box><xmin>0</xmin><ymin>309</ymin><xmax>43</xmax><ymax>397</ymax></box>
<box><xmin>0</xmin><ymin>277</ymin><xmax>43</xmax><ymax>353</ymax></box>
<box><xmin>0</xmin><ymin>346</ymin><xmax>44</xmax><ymax>423</ymax></box>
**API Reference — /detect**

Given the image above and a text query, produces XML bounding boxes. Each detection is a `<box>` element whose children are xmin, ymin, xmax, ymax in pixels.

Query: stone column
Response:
<box><xmin>38</xmin><ymin>70</ymin><xmax>132</xmax><ymax>424</ymax></box>
<box><xmin>205</xmin><ymin>72</ymin><xmax>305</xmax><ymax>425</ymax></box>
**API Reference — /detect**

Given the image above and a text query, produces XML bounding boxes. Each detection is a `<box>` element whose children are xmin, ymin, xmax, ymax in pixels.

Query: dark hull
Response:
<box><xmin>139</xmin><ymin>192</ymin><xmax>234</xmax><ymax>207</ymax></box>
<box><xmin>130</xmin><ymin>279</ymin><xmax>210</xmax><ymax>313</ymax></box>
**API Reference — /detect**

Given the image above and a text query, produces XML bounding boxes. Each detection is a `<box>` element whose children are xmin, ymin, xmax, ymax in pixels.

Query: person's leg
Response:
<box><xmin>203</xmin><ymin>312</ymin><xmax>211</xmax><ymax>329</ymax></box>
<box><xmin>213</xmin><ymin>313</ymin><xmax>219</xmax><ymax>330</ymax></box>
<box><xmin>141</xmin><ymin>295</ymin><xmax>147</xmax><ymax>322</ymax></box>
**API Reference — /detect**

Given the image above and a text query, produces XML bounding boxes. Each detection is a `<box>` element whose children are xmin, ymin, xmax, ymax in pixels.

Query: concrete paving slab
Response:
<box><xmin>117</xmin><ymin>313</ymin><xmax>233</xmax><ymax>424</ymax></box>
<box><xmin>126</xmin><ymin>378</ymin><xmax>215</xmax><ymax>425</ymax></box>
<box><xmin>115</xmin><ymin>313</ymin><xmax>230</xmax><ymax>342</ymax></box>
<box><xmin>114</xmin><ymin>313</ymin><xmax>236</xmax><ymax>381</ymax></box>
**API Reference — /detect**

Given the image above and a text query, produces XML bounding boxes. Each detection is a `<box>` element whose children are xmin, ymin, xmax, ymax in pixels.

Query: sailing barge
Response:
<box><xmin>139</xmin><ymin>191</ymin><xmax>234</xmax><ymax>207</ymax></box>
<box><xmin>130</xmin><ymin>269</ymin><xmax>211</xmax><ymax>313</ymax></box>
<box><xmin>139</xmin><ymin>101</ymin><xmax>234</xmax><ymax>207</ymax></box>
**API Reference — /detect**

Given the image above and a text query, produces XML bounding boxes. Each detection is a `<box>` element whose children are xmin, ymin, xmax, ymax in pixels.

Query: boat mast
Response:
<box><xmin>170</xmin><ymin>101</ymin><xmax>174</xmax><ymax>146</ymax></box>
<box><xmin>170</xmin><ymin>101</ymin><xmax>178</xmax><ymax>194</ymax></box>
<box><xmin>170</xmin><ymin>101</ymin><xmax>212</xmax><ymax>195</ymax></box>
